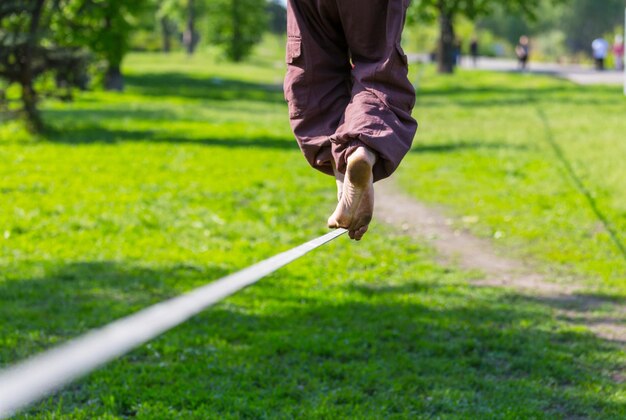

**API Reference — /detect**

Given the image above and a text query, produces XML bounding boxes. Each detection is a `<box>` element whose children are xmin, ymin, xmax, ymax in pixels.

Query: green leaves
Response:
<box><xmin>410</xmin><ymin>0</ymin><xmax>546</xmax><ymax>22</ymax></box>
<box><xmin>206</xmin><ymin>0</ymin><xmax>268</xmax><ymax>62</ymax></box>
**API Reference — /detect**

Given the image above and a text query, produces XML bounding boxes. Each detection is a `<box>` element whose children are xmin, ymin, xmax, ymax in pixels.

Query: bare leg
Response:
<box><xmin>327</xmin><ymin>146</ymin><xmax>376</xmax><ymax>240</ymax></box>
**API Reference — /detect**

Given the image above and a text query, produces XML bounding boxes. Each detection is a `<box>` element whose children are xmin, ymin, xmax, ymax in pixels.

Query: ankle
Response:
<box><xmin>347</xmin><ymin>146</ymin><xmax>377</xmax><ymax>167</ymax></box>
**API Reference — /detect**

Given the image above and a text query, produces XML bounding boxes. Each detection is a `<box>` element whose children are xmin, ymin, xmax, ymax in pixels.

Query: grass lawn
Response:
<box><xmin>400</xmin><ymin>68</ymin><xmax>626</xmax><ymax>296</ymax></box>
<box><xmin>1</xmin><ymin>40</ymin><xmax>625</xmax><ymax>417</ymax></box>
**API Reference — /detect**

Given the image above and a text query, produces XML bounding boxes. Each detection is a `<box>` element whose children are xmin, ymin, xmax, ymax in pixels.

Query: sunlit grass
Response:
<box><xmin>400</xmin><ymin>67</ymin><xmax>626</xmax><ymax>294</ymax></box>
<box><xmin>0</xmin><ymin>45</ymin><xmax>624</xmax><ymax>418</ymax></box>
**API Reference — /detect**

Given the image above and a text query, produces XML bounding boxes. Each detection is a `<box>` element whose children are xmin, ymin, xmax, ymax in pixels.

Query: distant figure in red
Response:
<box><xmin>284</xmin><ymin>0</ymin><xmax>417</xmax><ymax>240</ymax></box>
<box><xmin>515</xmin><ymin>36</ymin><xmax>530</xmax><ymax>70</ymax></box>
<box><xmin>613</xmin><ymin>35</ymin><xmax>624</xmax><ymax>71</ymax></box>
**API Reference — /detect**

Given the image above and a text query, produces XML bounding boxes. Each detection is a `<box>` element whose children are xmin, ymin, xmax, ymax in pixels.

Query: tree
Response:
<box><xmin>158</xmin><ymin>15</ymin><xmax>177</xmax><ymax>53</ymax></box>
<box><xmin>410</xmin><ymin>0</ymin><xmax>550</xmax><ymax>73</ymax></box>
<box><xmin>155</xmin><ymin>0</ymin><xmax>203</xmax><ymax>55</ymax></box>
<box><xmin>144</xmin><ymin>0</ymin><xmax>272</xmax><ymax>59</ymax></box>
<box><xmin>478</xmin><ymin>0</ymin><xmax>623</xmax><ymax>59</ymax></box>
<box><xmin>182</xmin><ymin>0</ymin><xmax>196</xmax><ymax>54</ymax></box>
<box><xmin>561</xmin><ymin>0</ymin><xmax>624</xmax><ymax>53</ymax></box>
<box><xmin>75</xmin><ymin>0</ymin><xmax>151</xmax><ymax>90</ymax></box>
<box><xmin>155</xmin><ymin>0</ymin><xmax>184</xmax><ymax>53</ymax></box>
<box><xmin>267</xmin><ymin>0</ymin><xmax>287</xmax><ymax>35</ymax></box>
<box><xmin>0</xmin><ymin>0</ymin><xmax>152</xmax><ymax>131</ymax></box>
<box><xmin>207</xmin><ymin>0</ymin><xmax>267</xmax><ymax>62</ymax></box>
<box><xmin>0</xmin><ymin>0</ymin><xmax>91</xmax><ymax>131</ymax></box>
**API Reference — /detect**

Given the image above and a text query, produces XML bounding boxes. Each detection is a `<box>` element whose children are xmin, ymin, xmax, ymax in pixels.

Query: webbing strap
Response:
<box><xmin>0</xmin><ymin>228</ymin><xmax>347</xmax><ymax>418</ymax></box>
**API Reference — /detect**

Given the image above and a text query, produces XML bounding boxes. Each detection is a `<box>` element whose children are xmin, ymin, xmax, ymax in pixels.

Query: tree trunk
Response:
<box><xmin>21</xmin><ymin>81</ymin><xmax>43</xmax><ymax>132</ymax></box>
<box><xmin>437</xmin><ymin>2</ymin><xmax>455</xmax><ymax>74</ymax></box>
<box><xmin>20</xmin><ymin>0</ymin><xmax>46</xmax><ymax>132</ymax></box>
<box><xmin>184</xmin><ymin>0</ymin><xmax>196</xmax><ymax>55</ymax></box>
<box><xmin>231</xmin><ymin>0</ymin><xmax>242</xmax><ymax>61</ymax></box>
<box><xmin>104</xmin><ymin>64</ymin><xmax>124</xmax><ymax>91</ymax></box>
<box><xmin>0</xmin><ymin>89</ymin><xmax>6</xmax><ymax>113</ymax></box>
<box><xmin>102</xmin><ymin>15</ymin><xmax>124</xmax><ymax>92</ymax></box>
<box><xmin>161</xmin><ymin>17</ymin><xmax>172</xmax><ymax>53</ymax></box>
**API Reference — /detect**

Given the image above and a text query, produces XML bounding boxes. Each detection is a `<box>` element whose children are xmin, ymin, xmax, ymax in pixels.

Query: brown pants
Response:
<box><xmin>284</xmin><ymin>0</ymin><xmax>417</xmax><ymax>182</ymax></box>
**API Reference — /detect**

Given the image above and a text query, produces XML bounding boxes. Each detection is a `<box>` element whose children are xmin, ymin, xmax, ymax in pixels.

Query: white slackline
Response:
<box><xmin>0</xmin><ymin>228</ymin><xmax>347</xmax><ymax>418</ymax></box>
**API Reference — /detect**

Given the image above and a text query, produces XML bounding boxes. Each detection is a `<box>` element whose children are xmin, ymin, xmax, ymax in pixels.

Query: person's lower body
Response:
<box><xmin>518</xmin><ymin>56</ymin><xmax>528</xmax><ymax>70</ymax></box>
<box><xmin>284</xmin><ymin>0</ymin><xmax>417</xmax><ymax>240</ymax></box>
<box><xmin>595</xmin><ymin>58</ymin><xmax>605</xmax><ymax>71</ymax></box>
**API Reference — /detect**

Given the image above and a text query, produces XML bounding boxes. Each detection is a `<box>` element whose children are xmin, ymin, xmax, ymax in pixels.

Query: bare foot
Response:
<box><xmin>327</xmin><ymin>147</ymin><xmax>376</xmax><ymax>240</ymax></box>
<box><xmin>334</xmin><ymin>168</ymin><xmax>345</xmax><ymax>201</ymax></box>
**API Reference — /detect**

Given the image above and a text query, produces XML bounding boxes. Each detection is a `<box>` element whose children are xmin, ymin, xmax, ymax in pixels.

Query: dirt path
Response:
<box><xmin>375</xmin><ymin>179</ymin><xmax>625</xmax><ymax>344</ymax></box>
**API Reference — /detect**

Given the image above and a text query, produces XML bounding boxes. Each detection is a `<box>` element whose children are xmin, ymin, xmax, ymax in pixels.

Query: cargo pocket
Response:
<box><xmin>286</xmin><ymin>37</ymin><xmax>302</xmax><ymax>64</ymax></box>
<box><xmin>393</xmin><ymin>42</ymin><xmax>415</xmax><ymax>112</ymax></box>
<box><xmin>395</xmin><ymin>43</ymin><xmax>408</xmax><ymax>66</ymax></box>
<box><xmin>284</xmin><ymin>36</ymin><xmax>308</xmax><ymax>118</ymax></box>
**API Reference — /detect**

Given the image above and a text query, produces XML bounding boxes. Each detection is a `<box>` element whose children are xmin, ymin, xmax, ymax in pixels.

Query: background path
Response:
<box><xmin>409</xmin><ymin>53</ymin><xmax>624</xmax><ymax>85</ymax></box>
<box><xmin>375</xmin><ymin>179</ymin><xmax>626</xmax><ymax>344</ymax></box>
<box><xmin>463</xmin><ymin>56</ymin><xmax>624</xmax><ymax>85</ymax></box>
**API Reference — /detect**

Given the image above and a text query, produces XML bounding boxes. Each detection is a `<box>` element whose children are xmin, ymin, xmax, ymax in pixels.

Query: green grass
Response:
<box><xmin>1</xmin><ymin>42</ymin><xmax>625</xmax><ymax>417</ymax></box>
<box><xmin>400</xmin><ymin>68</ymin><xmax>626</xmax><ymax>295</ymax></box>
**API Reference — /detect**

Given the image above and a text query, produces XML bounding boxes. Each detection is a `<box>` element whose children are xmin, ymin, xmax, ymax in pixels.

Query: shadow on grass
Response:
<box><xmin>45</xmin><ymin>107</ymin><xmax>181</xmax><ymax>122</ymax></box>
<box><xmin>530</xmin><ymin>292</ymin><xmax>626</xmax><ymax>312</ymax></box>
<box><xmin>1</xmin><ymin>262</ymin><xmax>623</xmax><ymax>417</ymax></box>
<box><xmin>40</xmin><ymin>104</ymin><xmax>298</xmax><ymax>150</ymax></box>
<box><xmin>0</xmin><ymin>261</ymin><xmax>229</xmax><ymax>361</ymax></box>
<box><xmin>416</xmin><ymin>84</ymin><xmax>623</xmax><ymax>108</ymax></box>
<box><xmin>125</xmin><ymin>73</ymin><xmax>284</xmax><ymax>103</ymax></box>
<box><xmin>417</xmin><ymin>83</ymin><xmax>617</xmax><ymax>98</ymax></box>
<box><xmin>521</xmin><ymin>292</ymin><xmax>626</xmax><ymax>346</ymax></box>
<box><xmin>411</xmin><ymin>141</ymin><xmax>529</xmax><ymax>154</ymax></box>
<box><xmin>39</xmin><ymin>124</ymin><xmax>298</xmax><ymax>150</ymax></box>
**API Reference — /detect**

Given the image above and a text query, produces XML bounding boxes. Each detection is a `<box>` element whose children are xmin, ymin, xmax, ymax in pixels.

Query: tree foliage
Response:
<box><xmin>154</xmin><ymin>0</ymin><xmax>192</xmax><ymax>53</ymax></box>
<box><xmin>477</xmin><ymin>0</ymin><xmax>624</xmax><ymax>59</ymax></box>
<box><xmin>154</xmin><ymin>0</ymin><xmax>216</xmax><ymax>55</ymax></box>
<box><xmin>1</xmin><ymin>0</ymin><xmax>280</xmax><ymax>131</ymax></box>
<box><xmin>207</xmin><ymin>0</ymin><xmax>267</xmax><ymax>62</ymax></box>
<box><xmin>0</xmin><ymin>0</ymin><xmax>90</xmax><ymax>130</ymax></box>
<box><xmin>561</xmin><ymin>0</ymin><xmax>624</xmax><ymax>53</ymax></box>
<box><xmin>0</xmin><ymin>0</ymin><xmax>150</xmax><ymax>131</ymax></box>
<box><xmin>70</xmin><ymin>0</ymin><xmax>151</xmax><ymax>90</ymax></box>
<box><xmin>267</xmin><ymin>0</ymin><xmax>286</xmax><ymax>35</ymax></box>
<box><xmin>410</xmin><ymin>0</ymin><xmax>548</xmax><ymax>73</ymax></box>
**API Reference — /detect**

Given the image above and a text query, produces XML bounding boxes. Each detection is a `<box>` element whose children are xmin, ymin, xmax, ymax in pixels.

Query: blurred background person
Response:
<box><xmin>612</xmin><ymin>35</ymin><xmax>624</xmax><ymax>70</ymax></box>
<box><xmin>515</xmin><ymin>36</ymin><xmax>530</xmax><ymax>70</ymax></box>
<box><xmin>592</xmin><ymin>36</ymin><xmax>609</xmax><ymax>70</ymax></box>
<box><xmin>470</xmin><ymin>36</ymin><xmax>479</xmax><ymax>67</ymax></box>
<box><xmin>453</xmin><ymin>38</ymin><xmax>463</xmax><ymax>68</ymax></box>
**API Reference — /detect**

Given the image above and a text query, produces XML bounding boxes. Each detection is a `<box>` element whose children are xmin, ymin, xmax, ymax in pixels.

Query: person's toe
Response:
<box><xmin>349</xmin><ymin>213</ymin><xmax>372</xmax><ymax>232</ymax></box>
<box><xmin>353</xmin><ymin>225</ymin><xmax>368</xmax><ymax>241</ymax></box>
<box><xmin>328</xmin><ymin>213</ymin><xmax>347</xmax><ymax>229</ymax></box>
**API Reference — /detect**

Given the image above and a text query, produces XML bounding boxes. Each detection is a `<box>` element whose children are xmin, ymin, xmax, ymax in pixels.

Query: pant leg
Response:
<box><xmin>331</xmin><ymin>0</ymin><xmax>417</xmax><ymax>182</ymax></box>
<box><xmin>284</xmin><ymin>0</ymin><xmax>352</xmax><ymax>176</ymax></box>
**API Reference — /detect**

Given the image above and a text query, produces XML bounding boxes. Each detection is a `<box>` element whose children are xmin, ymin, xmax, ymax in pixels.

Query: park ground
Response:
<box><xmin>1</xmin><ymin>38</ymin><xmax>625</xmax><ymax>417</ymax></box>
